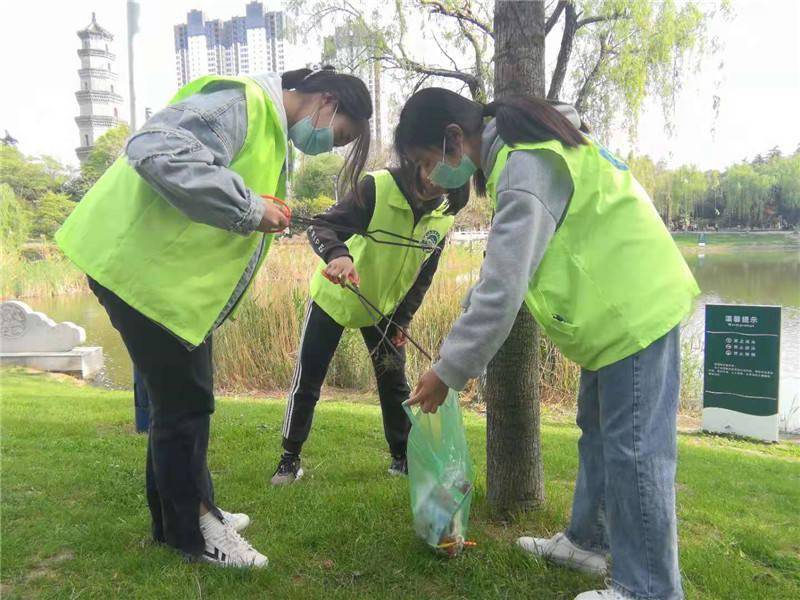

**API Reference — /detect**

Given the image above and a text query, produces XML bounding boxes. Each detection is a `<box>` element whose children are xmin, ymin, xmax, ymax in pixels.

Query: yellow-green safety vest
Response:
<box><xmin>56</xmin><ymin>75</ymin><xmax>287</xmax><ymax>347</ymax></box>
<box><xmin>309</xmin><ymin>170</ymin><xmax>454</xmax><ymax>329</ymax></box>
<box><xmin>486</xmin><ymin>138</ymin><xmax>700</xmax><ymax>370</ymax></box>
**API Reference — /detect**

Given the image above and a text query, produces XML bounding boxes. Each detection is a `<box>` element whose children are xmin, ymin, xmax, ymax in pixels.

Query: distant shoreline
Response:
<box><xmin>672</xmin><ymin>230</ymin><xmax>800</xmax><ymax>251</ymax></box>
<box><xmin>672</xmin><ymin>230</ymin><xmax>799</xmax><ymax>235</ymax></box>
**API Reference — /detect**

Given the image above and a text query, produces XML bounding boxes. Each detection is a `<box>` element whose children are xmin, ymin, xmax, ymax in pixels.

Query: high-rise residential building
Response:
<box><xmin>75</xmin><ymin>13</ymin><xmax>124</xmax><ymax>162</ymax></box>
<box><xmin>322</xmin><ymin>22</ymin><xmax>383</xmax><ymax>149</ymax></box>
<box><xmin>174</xmin><ymin>2</ymin><xmax>285</xmax><ymax>87</ymax></box>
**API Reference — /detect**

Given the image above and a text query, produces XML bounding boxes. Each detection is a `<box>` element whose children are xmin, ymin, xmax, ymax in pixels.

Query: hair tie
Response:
<box><xmin>303</xmin><ymin>66</ymin><xmax>336</xmax><ymax>81</ymax></box>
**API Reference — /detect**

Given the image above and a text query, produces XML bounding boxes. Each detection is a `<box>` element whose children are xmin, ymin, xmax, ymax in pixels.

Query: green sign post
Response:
<box><xmin>702</xmin><ymin>304</ymin><xmax>781</xmax><ymax>442</ymax></box>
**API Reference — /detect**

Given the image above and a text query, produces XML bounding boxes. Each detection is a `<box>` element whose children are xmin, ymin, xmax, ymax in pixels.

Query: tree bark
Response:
<box><xmin>486</xmin><ymin>0</ymin><xmax>546</xmax><ymax>519</ymax></box>
<box><xmin>494</xmin><ymin>0</ymin><xmax>546</xmax><ymax>97</ymax></box>
<box><xmin>485</xmin><ymin>306</ymin><xmax>544</xmax><ymax>515</ymax></box>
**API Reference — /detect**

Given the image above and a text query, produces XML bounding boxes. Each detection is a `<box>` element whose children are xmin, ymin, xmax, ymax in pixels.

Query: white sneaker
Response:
<box><xmin>517</xmin><ymin>532</ymin><xmax>607</xmax><ymax>576</ymax></box>
<box><xmin>198</xmin><ymin>512</ymin><xmax>268</xmax><ymax>569</ymax></box>
<box><xmin>219</xmin><ymin>509</ymin><xmax>250</xmax><ymax>532</ymax></box>
<box><xmin>575</xmin><ymin>589</ymin><xmax>632</xmax><ymax>600</ymax></box>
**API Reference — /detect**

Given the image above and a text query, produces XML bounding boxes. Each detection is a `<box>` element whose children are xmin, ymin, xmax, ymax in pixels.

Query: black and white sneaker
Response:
<box><xmin>388</xmin><ymin>455</ymin><xmax>408</xmax><ymax>476</ymax></box>
<box><xmin>270</xmin><ymin>453</ymin><xmax>303</xmax><ymax>486</ymax></box>
<box><xmin>219</xmin><ymin>508</ymin><xmax>250</xmax><ymax>532</ymax></box>
<box><xmin>198</xmin><ymin>512</ymin><xmax>268</xmax><ymax>568</ymax></box>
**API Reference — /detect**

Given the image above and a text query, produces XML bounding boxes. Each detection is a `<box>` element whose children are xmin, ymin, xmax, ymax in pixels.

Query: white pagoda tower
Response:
<box><xmin>75</xmin><ymin>13</ymin><xmax>124</xmax><ymax>162</ymax></box>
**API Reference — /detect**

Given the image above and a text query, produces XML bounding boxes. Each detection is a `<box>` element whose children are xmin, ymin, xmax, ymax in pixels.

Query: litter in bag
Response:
<box><xmin>404</xmin><ymin>389</ymin><xmax>474</xmax><ymax>557</ymax></box>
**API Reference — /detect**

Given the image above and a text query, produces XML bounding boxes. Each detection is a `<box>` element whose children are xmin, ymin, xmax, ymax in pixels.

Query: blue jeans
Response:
<box><xmin>566</xmin><ymin>326</ymin><xmax>683</xmax><ymax>600</ymax></box>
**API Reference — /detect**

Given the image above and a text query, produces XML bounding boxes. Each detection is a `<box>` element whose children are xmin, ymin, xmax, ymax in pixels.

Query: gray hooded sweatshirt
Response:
<box><xmin>432</xmin><ymin>118</ymin><xmax>576</xmax><ymax>390</ymax></box>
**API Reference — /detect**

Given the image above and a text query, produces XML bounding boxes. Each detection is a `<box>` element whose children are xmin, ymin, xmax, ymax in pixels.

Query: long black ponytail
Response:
<box><xmin>484</xmin><ymin>96</ymin><xmax>587</xmax><ymax>148</ymax></box>
<box><xmin>282</xmin><ymin>66</ymin><xmax>372</xmax><ymax>201</ymax></box>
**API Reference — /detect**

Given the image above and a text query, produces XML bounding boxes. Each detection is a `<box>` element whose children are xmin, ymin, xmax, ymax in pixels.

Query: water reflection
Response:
<box><xmin>684</xmin><ymin>249</ymin><xmax>799</xmax><ymax>307</ymax></box>
<box><xmin>34</xmin><ymin>293</ymin><xmax>132</xmax><ymax>390</ymax></box>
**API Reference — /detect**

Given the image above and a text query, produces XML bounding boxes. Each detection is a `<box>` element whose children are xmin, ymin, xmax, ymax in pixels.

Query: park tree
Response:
<box><xmin>29</xmin><ymin>191</ymin><xmax>75</xmax><ymax>239</ymax></box>
<box><xmin>0</xmin><ymin>184</ymin><xmax>31</xmax><ymax>249</ymax></box>
<box><xmin>289</xmin><ymin>193</ymin><xmax>336</xmax><ymax>225</ymax></box>
<box><xmin>767</xmin><ymin>145</ymin><xmax>782</xmax><ymax>162</ymax></box>
<box><xmin>290</xmin><ymin>0</ymin><xmax>728</xmax><ymax>139</ymax></box>
<box><xmin>721</xmin><ymin>163</ymin><xmax>774</xmax><ymax>228</ymax></box>
<box><xmin>669</xmin><ymin>165</ymin><xmax>707</xmax><ymax>228</ymax></box>
<box><xmin>66</xmin><ymin>124</ymin><xmax>131</xmax><ymax>200</ymax></box>
<box><xmin>292</xmin><ymin>153</ymin><xmax>345</xmax><ymax>200</ymax></box>
<box><xmin>766</xmin><ymin>153</ymin><xmax>800</xmax><ymax>226</ymax></box>
<box><xmin>701</xmin><ymin>169</ymin><xmax>723</xmax><ymax>221</ymax></box>
<box><xmin>627</xmin><ymin>153</ymin><xmax>658</xmax><ymax>198</ymax></box>
<box><xmin>0</xmin><ymin>146</ymin><xmax>67</xmax><ymax>206</ymax></box>
<box><xmin>481</xmin><ymin>0</ymin><xmax>546</xmax><ymax>517</ymax></box>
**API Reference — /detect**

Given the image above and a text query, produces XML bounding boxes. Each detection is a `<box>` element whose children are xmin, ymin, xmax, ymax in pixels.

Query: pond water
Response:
<box><xmin>32</xmin><ymin>236</ymin><xmax>800</xmax><ymax>432</ymax></box>
<box><xmin>681</xmin><ymin>243</ymin><xmax>800</xmax><ymax>433</ymax></box>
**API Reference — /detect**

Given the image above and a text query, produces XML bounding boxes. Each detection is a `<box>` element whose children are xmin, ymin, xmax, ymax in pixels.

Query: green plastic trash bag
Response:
<box><xmin>404</xmin><ymin>389</ymin><xmax>474</xmax><ymax>557</ymax></box>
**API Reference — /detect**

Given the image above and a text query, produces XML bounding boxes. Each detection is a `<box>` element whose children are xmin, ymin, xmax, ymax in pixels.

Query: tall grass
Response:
<box><xmin>0</xmin><ymin>244</ymin><xmax>86</xmax><ymax>299</ymax></box>
<box><xmin>213</xmin><ymin>243</ymin><xmax>483</xmax><ymax>394</ymax></box>
<box><xmin>213</xmin><ymin>243</ymin><xmax>589</xmax><ymax>405</ymax></box>
<box><xmin>2</xmin><ymin>239</ymin><xmax>702</xmax><ymax>409</ymax></box>
<box><xmin>679</xmin><ymin>326</ymin><xmax>704</xmax><ymax>413</ymax></box>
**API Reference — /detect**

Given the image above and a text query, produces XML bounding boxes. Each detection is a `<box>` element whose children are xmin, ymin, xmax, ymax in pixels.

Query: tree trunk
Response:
<box><xmin>494</xmin><ymin>0</ymin><xmax>546</xmax><ymax>97</ymax></box>
<box><xmin>485</xmin><ymin>307</ymin><xmax>544</xmax><ymax>514</ymax></box>
<box><xmin>486</xmin><ymin>0</ymin><xmax>546</xmax><ymax>518</ymax></box>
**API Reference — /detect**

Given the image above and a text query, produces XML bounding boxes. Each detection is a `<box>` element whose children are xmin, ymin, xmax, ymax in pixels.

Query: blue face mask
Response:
<box><xmin>428</xmin><ymin>137</ymin><xmax>477</xmax><ymax>189</ymax></box>
<box><xmin>289</xmin><ymin>103</ymin><xmax>337</xmax><ymax>156</ymax></box>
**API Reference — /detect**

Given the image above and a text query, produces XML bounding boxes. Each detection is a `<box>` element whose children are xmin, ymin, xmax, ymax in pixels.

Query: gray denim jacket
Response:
<box><xmin>125</xmin><ymin>73</ymin><xmax>287</xmax><ymax>344</ymax></box>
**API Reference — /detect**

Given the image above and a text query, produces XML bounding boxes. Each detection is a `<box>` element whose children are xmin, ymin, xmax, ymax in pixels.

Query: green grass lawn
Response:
<box><xmin>1</xmin><ymin>370</ymin><xmax>798</xmax><ymax>599</ymax></box>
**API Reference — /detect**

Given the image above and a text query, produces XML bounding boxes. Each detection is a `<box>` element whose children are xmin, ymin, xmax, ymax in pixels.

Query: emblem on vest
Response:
<box><xmin>421</xmin><ymin>230</ymin><xmax>441</xmax><ymax>253</ymax></box>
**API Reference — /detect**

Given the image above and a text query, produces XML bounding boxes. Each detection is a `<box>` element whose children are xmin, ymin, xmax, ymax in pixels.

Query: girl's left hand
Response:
<box><xmin>391</xmin><ymin>329</ymin><xmax>408</xmax><ymax>348</ymax></box>
<box><xmin>407</xmin><ymin>369</ymin><xmax>448</xmax><ymax>413</ymax></box>
<box><xmin>323</xmin><ymin>256</ymin><xmax>360</xmax><ymax>287</ymax></box>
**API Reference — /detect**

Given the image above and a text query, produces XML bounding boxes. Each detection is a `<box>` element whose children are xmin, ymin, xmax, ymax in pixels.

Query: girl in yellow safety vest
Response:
<box><xmin>396</xmin><ymin>88</ymin><xmax>699</xmax><ymax>600</ymax></box>
<box><xmin>56</xmin><ymin>67</ymin><xmax>372</xmax><ymax>568</ymax></box>
<box><xmin>270</xmin><ymin>168</ymin><xmax>467</xmax><ymax>485</ymax></box>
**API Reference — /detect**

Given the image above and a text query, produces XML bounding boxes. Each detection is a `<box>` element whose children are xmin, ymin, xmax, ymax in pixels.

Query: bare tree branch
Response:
<box><xmin>300</xmin><ymin>0</ymin><xmax>489</xmax><ymax>101</ymax></box>
<box><xmin>547</xmin><ymin>1</ymin><xmax>577</xmax><ymax>99</ymax></box>
<box><xmin>419</xmin><ymin>0</ymin><xmax>494</xmax><ymax>38</ymax></box>
<box><xmin>545</xmin><ymin>0</ymin><xmax>567</xmax><ymax>35</ymax></box>
<box><xmin>378</xmin><ymin>47</ymin><xmax>481</xmax><ymax>96</ymax></box>
<box><xmin>574</xmin><ymin>34</ymin><xmax>609</xmax><ymax>113</ymax></box>
<box><xmin>458</xmin><ymin>19</ymin><xmax>488</xmax><ymax>101</ymax></box>
<box><xmin>576</xmin><ymin>11</ymin><xmax>628</xmax><ymax>30</ymax></box>
<box><xmin>411</xmin><ymin>73</ymin><xmax>432</xmax><ymax>94</ymax></box>
<box><xmin>432</xmin><ymin>31</ymin><xmax>460</xmax><ymax>72</ymax></box>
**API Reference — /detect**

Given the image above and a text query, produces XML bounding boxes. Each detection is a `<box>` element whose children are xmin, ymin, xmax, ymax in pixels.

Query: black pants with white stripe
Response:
<box><xmin>88</xmin><ymin>278</ymin><xmax>220</xmax><ymax>557</ymax></box>
<box><xmin>282</xmin><ymin>301</ymin><xmax>411</xmax><ymax>457</ymax></box>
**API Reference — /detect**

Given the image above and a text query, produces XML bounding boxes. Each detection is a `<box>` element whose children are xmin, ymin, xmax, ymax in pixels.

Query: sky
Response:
<box><xmin>1</xmin><ymin>0</ymin><xmax>798</xmax><ymax>170</ymax></box>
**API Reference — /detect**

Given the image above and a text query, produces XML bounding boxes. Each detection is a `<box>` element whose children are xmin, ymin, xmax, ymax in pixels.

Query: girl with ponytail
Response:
<box><xmin>55</xmin><ymin>66</ymin><xmax>372</xmax><ymax>569</ymax></box>
<box><xmin>396</xmin><ymin>88</ymin><xmax>698</xmax><ymax>600</ymax></box>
